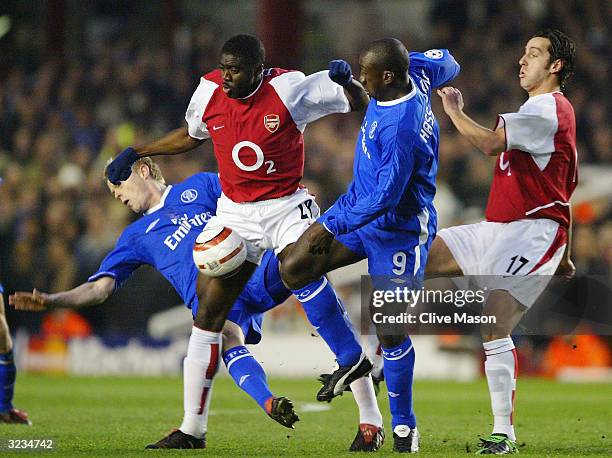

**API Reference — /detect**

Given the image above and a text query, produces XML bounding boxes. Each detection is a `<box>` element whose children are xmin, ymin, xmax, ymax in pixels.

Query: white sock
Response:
<box><xmin>350</xmin><ymin>375</ymin><xmax>383</xmax><ymax>427</ymax></box>
<box><xmin>483</xmin><ymin>337</ymin><xmax>517</xmax><ymax>441</ymax></box>
<box><xmin>179</xmin><ymin>327</ymin><xmax>222</xmax><ymax>439</ymax></box>
<box><xmin>365</xmin><ymin>336</ymin><xmax>384</xmax><ymax>379</ymax></box>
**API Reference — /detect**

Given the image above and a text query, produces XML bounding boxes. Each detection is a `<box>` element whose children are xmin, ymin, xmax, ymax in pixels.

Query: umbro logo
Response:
<box><xmin>145</xmin><ymin>218</ymin><xmax>160</xmax><ymax>234</ymax></box>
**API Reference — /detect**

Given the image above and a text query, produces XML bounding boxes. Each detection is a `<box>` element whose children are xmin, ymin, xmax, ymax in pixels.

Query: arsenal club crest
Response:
<box><xmin>264</xmin><ymin>114</ymin><xmax>280</xmax><ymax>133</ymax></box>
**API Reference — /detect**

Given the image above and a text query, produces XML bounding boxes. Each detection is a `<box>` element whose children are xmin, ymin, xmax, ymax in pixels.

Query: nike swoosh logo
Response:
<box><xmin>499</xmin><ymin>152</ymin><xmax>510</xmax><ymax>170</ymax></box>
<box><xmin>212</xmin><ymin>125</ymin><xmax>225</xmax><ymax>131</ymax></box>
<box><xmin>146</xmin><ymin>218</ymin><xmax>160</xmax><ymax>234</ymax></box>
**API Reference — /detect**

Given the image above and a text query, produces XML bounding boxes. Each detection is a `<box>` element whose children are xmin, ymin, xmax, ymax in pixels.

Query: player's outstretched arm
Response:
<box><xmin>107</xmin><ymin>126</ymin><xmax>204</xmax><ymax>184</ymax></box>
<box><xmin>437</xmin><ymin>87</ymin><xmax>505</xmax><ymax>156</ymax></box>
<box><xmin>9</xmin><ymin>277</ymin><xmax>116</xmax><ymax>312</ymax></box>
<box><xmin>132</xmin><ymin>126</ymin><xmax>204</xmax><ymax>158</ymax></box>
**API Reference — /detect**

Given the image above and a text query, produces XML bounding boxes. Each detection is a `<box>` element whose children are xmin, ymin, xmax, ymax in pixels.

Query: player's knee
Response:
<box><xmin>0</xmin><ymin>309</ymin><xmax>11</xmax><ymax>353</ymax></box>
<box><xmin>279</xmin><ymin>254</ymin><xmax>309</xmax><ymax>290</ymax></box>
<box><xmin>425</xmin><ymin>236</ymin><xmax>461</xmax><ymax>277</ymax></box>
<box><xmin>221</xmin><ymin>321</ymin><xmax>244</xmax><ymax>351</ymax></box>
<box><xmin>376</xmin><ymin>332</ymin><xmax>405</xmax><ymax>349</ymax></box>
<box><xmin>193</xmin><ymin>307</ymin><xmax>225</xmax><ymax>333</ymax></box>
<box><xmin>480</xmin><ymin>322</ymin><xmax>511</xmax><ymax>342</ymax></box>
<box><xmin>0</xmin><ymin>326</ymin><xmax>12</xmax><ymax>354</ymax></box>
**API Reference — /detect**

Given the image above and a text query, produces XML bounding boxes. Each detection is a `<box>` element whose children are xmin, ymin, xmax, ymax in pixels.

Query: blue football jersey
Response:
<box><xmin>320</xmin><ymin>49</ymin><xmax>459</xmax><ymax>235</ymax></box>
<box><xmin>89</xmin><ymin>172</ymin><xmax>221</xmax><ymax>313</ymax></box>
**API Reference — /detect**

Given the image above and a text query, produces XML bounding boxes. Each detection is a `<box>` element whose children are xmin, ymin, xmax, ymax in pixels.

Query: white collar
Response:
<box><xmin>376</xmin><ymin>76</ymin><xmax>417</xmax><ymax>106</ymax></box>
<box><xmin>145</xmin><ymin>185</ymin><xmax>172</xmax><ymax>215</ymax></box>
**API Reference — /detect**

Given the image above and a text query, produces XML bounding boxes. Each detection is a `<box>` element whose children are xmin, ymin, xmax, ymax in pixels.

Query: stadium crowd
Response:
<box><xmin>0</xmin><ymin>0</ymin><xmax>609</xmax><ymax>338</ymax></box>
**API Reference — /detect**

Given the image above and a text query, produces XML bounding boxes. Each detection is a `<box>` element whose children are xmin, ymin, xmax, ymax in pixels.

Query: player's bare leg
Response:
<box><xmin>0</xmin><ymin>296</ymin><xmax>12</xmax><ymax>359</ymax></box>
<box><xmin>476</xmin><ymin>291</ymin><xmax>525</xmax><ymax>455</ymax></box>
<box><xmin>148</xmin><ymin>264</ymin><xmax>256</xmax><ymax>449</ymax></box>
<box><xmin>281</xmin><ymin>238</ymin><xmax>373</xmax><ymax>400</ymax></box>
<box><xmin>425</xmin><ymin>236</ymin><xmax>463</xmax><ymax>278</ymax></box>
<box><xmin>373</xmin><ymin>311</ymin><xmax>418</xmax><ymax>453</ymax></box>
<box><xmin>0</xmin><ymin>294</ymin><xmax>31</xmax><ymax>425</ymax></box>
<box><xmin>281</xmin><ymin>238</ymin><xmax>385</xmax><ymax>451</ymax></box>
<box><xmin>426</xmin><ymin>236</ymin><xmax>522</xmax><ymax>453</ymax></box>
<box><xmin>281</xmin><ymin>238</ymin><xmax>372</xmax><ymax>399</ymax></box>
<box><xmin>222</xmin><ymin>321</ymin><xmax>298</xmax><ymax>429</ymax></box>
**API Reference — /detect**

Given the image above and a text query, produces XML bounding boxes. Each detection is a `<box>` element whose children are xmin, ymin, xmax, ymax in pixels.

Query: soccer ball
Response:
<box><xmin>193</xmin><ymin>226</ymin><xmax>247</xmax><ymax>278</ymax></box>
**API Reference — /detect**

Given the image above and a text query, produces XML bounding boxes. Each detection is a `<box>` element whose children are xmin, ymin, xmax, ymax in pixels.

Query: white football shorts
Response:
<box><xmin>438</xmin><ymin>218</ymin><xmax>567</xmax><ymax>307</ymax></box>
<box><xmin>206</xmin><ymin>188</ymin><xmax>320</xmax><ymax>264</ymax></box>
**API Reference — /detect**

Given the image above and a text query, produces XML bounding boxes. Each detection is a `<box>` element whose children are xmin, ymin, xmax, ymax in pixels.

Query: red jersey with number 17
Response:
<box><xmin>184</xmin><ymin>68</ymin><xmax>350</xmax><ymax>203</ymax></box>
<box><xmin>485</xmin><ymin>92</ymin><xmax>578</xmax><ymax>228</ymax></box>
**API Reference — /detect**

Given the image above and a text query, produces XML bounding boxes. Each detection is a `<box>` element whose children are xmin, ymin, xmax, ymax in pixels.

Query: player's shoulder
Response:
<box><xmin>118</xmin><ymin>217</ymin><xmax>146</xmax><ymax>244</ymax></box>
<box><xmin>203</xmin><ymin>69</ymin><xmax>223</xmax><ymax>85</ymax></box>
<box><xmin>409</xmin><ymin>49</ymin><xmax>457</xmax><ymax>75</ymax></box>
<box><xmin>265</xmin><ymin>67</ymin><xmax>304</xmax><ymax>79</ymax></box>
<box><xmin>521</xmin><ymin>92</ymin><xmax>574</xmax><ymax>121</ymax></box>
<box><xmin>410</xmin><ymin>48</ymin><xmax>452</xmax><ymax>62</ymax></box>
<box><xmin>174</xmin><ymin>173</ymin><xmax>221</xmax><ymax>200</ymax></box>
<box><xmin>551</xmin><ymin>92</ymin><xmax>575</xmax><ymax>116</ymax></box>
<box><xmin>179</xmin><ymin>172</ymin><xmax>219</xmax><ymax>187</ymax></box>
<box><xmin>521</xmin><ymin>92</ymin><xmax>558</xmax><ymax>110</ymax></box>
<box><xmin>265</xmin><ymin>68</ymin><xmax>306</xmax><ymax>89</ymax></box>
<box><xmin>378</xmin><ymin>89</ymin><xmax>425</xmax><ymax>129</ymax></box>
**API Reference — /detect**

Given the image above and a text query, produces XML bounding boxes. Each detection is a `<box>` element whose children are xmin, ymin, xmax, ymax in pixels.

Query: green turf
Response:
<box><xmin>1</xmin><ymin>374</ymin><xmax>610</xmax><ymax>456</ymax></box>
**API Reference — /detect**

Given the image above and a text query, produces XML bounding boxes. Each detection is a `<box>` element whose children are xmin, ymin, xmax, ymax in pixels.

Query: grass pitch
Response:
<box><xmin>1</xmin><ymin>374</ymin><xmax>610</xmax><ymax>456</ymax></box>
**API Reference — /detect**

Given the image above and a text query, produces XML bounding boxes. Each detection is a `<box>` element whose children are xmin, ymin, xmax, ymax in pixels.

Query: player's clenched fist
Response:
<box><xmin>328</xmin><ymin>60</ymin><xmax>353</xmax><ymax>86</ymax></box>
<box><xmin>9</xmin><ymin>289</ymin><xmax>49</xmax><ymax>312</ymax></box>
<box><xmin>437</xmin><ymin>86</ymin><xmax>464</xmax><ymax>114</ymax></box>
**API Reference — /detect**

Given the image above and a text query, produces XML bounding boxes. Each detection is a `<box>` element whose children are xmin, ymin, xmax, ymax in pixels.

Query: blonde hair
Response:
<box><xmin>104</xmin><ymin>157</ymin><xmax>166</xmax><ymax>185</ymax></box>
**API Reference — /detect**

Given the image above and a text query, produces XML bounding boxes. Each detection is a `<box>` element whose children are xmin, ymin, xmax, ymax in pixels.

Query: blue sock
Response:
<box><xmin>223</xmin><ymin>346</ymin><xmax>273</xmax><ymax>412</ymax></box>
<box><xmin>382</xmin><ymin>337</ymin><xmax>417</xmax><ymax>429</ymax></box>
<box><xmin>293</xmin><ymin>277</ymin><xmax>362</xmax><ymax>367</ymax></box>
<box><xmin>0</xmin><ymin>350</ymin><xmax>16</xmax><ymax>412</ymax></box>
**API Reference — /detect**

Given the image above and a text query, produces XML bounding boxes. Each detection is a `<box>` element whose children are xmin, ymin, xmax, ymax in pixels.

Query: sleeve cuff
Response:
<box><xmin>317</xmin><ymin>215</ymin><xmax>338</xmax><ymax>236</ymax></box>
<box><xmin>88</xmin><ymin>272</ymin><xmax>117</xmax><ymax>283</ymax></box>
<box><xmin>495</xmin><ymin>115</ymin><xmax>509</xmax><ymax>151</ymax></box>
<box><xmin>321</xmin><ymin>221</ymin><xmax>335</xmax><ymax>235</ymax></box>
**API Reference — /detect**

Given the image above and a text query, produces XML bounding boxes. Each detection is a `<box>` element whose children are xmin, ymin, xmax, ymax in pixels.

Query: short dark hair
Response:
<box><xmin>363</xmin><ymin>38</ymin><xmax>410</xmax><ymax>79</ymax></box>
<box><xmin>221</xmin><ymin>34</ymin><xmax>265</xmax><ymax>68</ymax></box>
<box><xmin>533</xmin><ymin>29</ymin><xmax>576</xmax><ymax>91</ymax></box>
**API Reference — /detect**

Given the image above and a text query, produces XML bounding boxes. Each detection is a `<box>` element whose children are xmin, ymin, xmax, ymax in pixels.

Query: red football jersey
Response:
<box><xmin>185</xmin><ymin>68</ymin><xmax>350</xmax><ymax>202</ymax></box>
<box><xmin>485</xmin><ymin>92</ymin><xmax>578</xmax><ymax>228</ymax></box>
